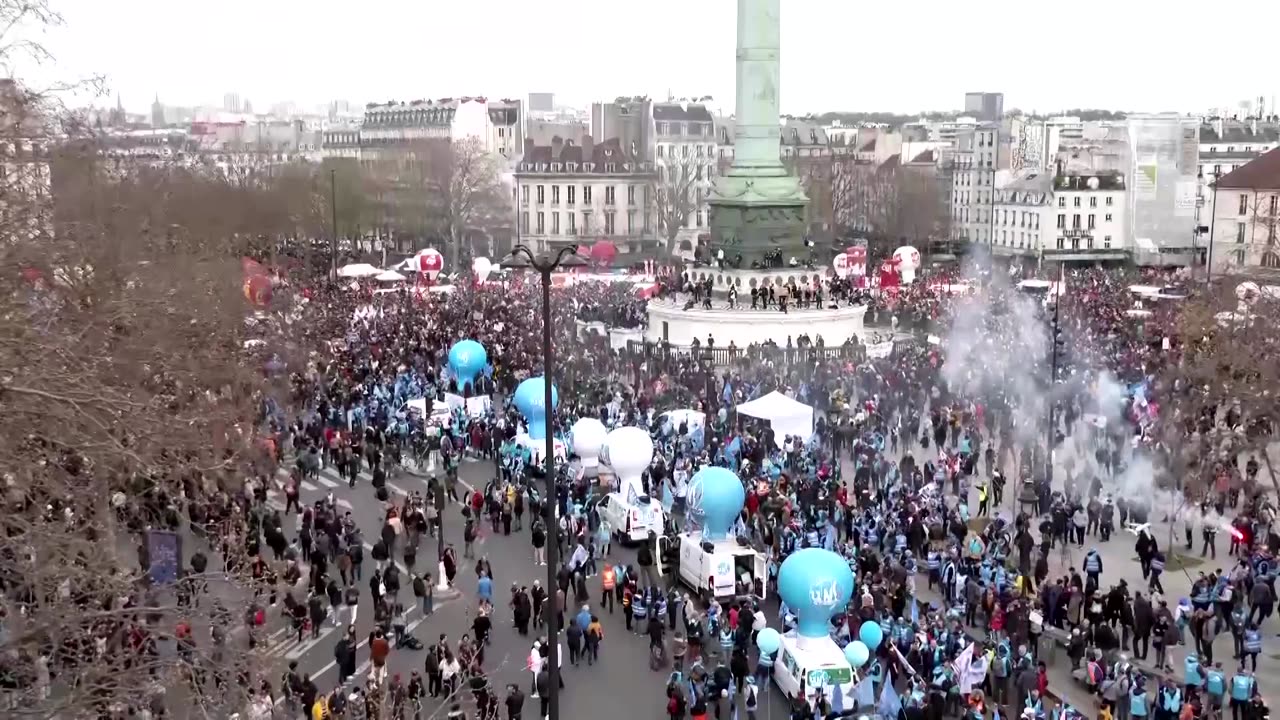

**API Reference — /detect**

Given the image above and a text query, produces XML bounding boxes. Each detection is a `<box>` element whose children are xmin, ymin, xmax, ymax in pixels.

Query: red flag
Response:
<box><xmin>242</xmin><ymin>257</ymin><xmax>267</xmax><ymax>277</ymax></box>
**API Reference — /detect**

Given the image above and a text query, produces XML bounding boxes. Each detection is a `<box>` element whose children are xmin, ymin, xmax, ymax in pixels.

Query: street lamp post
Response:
<box><xmin>329</xmin><ymin>168</ymin><xmax>339</xmax><ymax>277</ymax></box>
<box><xmin>500</xmin><ymin>243</ymin><xmax>585</xmax><ymax>720</ymax></box>
<box><xmin>1206</xmin><ymin>169</ymin><xmax>1222</xmax><ymax>284</ymax></box>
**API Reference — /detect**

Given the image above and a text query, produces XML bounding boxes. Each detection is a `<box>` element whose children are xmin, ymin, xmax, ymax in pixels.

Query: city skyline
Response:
<box><xmin>18</xmin><ymin>0</ymin><xmax>1280</xmax><ymax>118</ymax></box>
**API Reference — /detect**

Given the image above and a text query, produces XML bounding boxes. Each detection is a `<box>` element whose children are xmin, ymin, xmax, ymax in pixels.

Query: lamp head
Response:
<box><xmin>557</xmin><ymin>246</ymin><xmax>588</xmax><ymax>268</ymax></box>
<box><xmin>500</xmin><ymin>246</ymin><xmax>534</xmax><ymax>270</ymax></box>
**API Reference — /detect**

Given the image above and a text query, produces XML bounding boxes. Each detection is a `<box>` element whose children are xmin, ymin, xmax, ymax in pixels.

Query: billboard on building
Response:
<box><xmin>1126</xmin><ymin>115</ymin><xmax>1199</xmax><ymax>249</ymax></box>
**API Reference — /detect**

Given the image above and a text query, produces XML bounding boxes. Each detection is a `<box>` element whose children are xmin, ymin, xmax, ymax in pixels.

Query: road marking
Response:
<box><xmin>301</xmin><ymin>480</ymin><xmax>320</xmax><ymax>493</ymax></box>
<box><xmin>316</xmin><ymin>475</ymin><xmax>341</xmax><ymax>489</ymax></box>
<box><xmin>385</xmin><ymin>481</ymin><xmax>409</xmax><ymax>497</ymax></box>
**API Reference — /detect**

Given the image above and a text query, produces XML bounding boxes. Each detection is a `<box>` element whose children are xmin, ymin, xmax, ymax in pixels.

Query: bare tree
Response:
<box><xmin>652</xmin><ymin>152</ymin><xmax>702</xmax><ymax>255</ymax></box>
<box><xmin>830</xmin><ymin>157</ymin><xmax>949</xmax><ymax>256</ymax></box>
<box><xmin>1160</xmin><ymin>283</ymin><xmax>1280</xmax><ymax>501</ymax></box>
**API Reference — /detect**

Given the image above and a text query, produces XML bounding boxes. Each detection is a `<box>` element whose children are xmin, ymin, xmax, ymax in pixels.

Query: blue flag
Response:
<box><xmin>831</xmin><ymin>683</ymin><xmax>844</xmax><ymax>713</ymax></box>
<box><xmin>878</xmin><ymin>672</ymin><xmax>902</xmax><ymax>719</ymax></box>
<box><xmin>853</xmin><ymin>676</ymin><xmax>876</xmax><ymax>708</ymax></box>
<box><xmin>910</xmin><ymin>596</ymin><xmax>920</xmax><ymax>625</ymax></box>
<box><xmin>993</xmin><ymin>708</ymin><xmax>1002</xmax><ymax>720</ymax></box>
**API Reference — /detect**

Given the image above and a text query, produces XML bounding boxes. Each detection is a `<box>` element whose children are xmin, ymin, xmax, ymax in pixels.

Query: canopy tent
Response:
<box><xmin>375</xmin><ymin>269</ymin><xmax>407</xmax><ymax>282</ymax></box>
<box><xmin>337</xmin><ymin>263</ymin><xmax>383</xmax><ymax>278</ymax></box>
<box><xmin>735</xmin><ymin>391</ymin><xmax>814</xmax><ymax>446</ymax></box>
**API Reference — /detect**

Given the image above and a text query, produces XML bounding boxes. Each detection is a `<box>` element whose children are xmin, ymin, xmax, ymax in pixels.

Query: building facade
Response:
<box><xmin>1206</xmin><ymin>148</ymin><xmax>1280</xmax><ymax>270</ymax></box>
<box><xmin>991</xmin><ymin>171</ymin><xmax>1052</xmax><ymax>257</ymax></box>
<box><xmin>653</xmin><ymin>102</ymin><xmax>716</xmax><ymax>245</ymax></box>
<box><xmin>950</xmin><ymin>123</ymin><xmax>1002</xmax><ymax>244</ymax></box>
<box><xmin>514</xmin><ymin>137</ymin><xmax>656</xmax><ymax>255</ymax></box>
<box><xmin>1048</xmin><ymin>171</ymin><xmax>1128</xmax><ymax>259</ymax></box>
<box><xmin>324</xmin><ymin>97</ymin><xmax>524</xmax><ymax>160</ymax></box>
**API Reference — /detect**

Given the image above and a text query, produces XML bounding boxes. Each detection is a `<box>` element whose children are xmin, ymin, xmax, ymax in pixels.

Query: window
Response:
<box><xmin>682</xmin><ymin>144</ymin><xmax>690</xmax><ymax>158</ymax></box>
<box><xmin>627</xmin><ymin>210</ymin><xmax>636</xmax><ymax>234</ymax></box>
<box><xmin>1240</xmin><ymin>194</ymin><xmax>1250</xmax><ymax>215</ymax></box>
<box><xmin>1270</xmin><ymin>195</ymin><xmax>1278</xmax><ymax>215</ymax></box>
<box><xmin>1235</xmin><ymin>249</ymin><xmax>1245</xmax><ymax>265</ymax></box>
<box><xmin>1104</xmin><ymin>235</ymin><xmax>1112</xmax><ymax>249</ymax></box>
<box><xmin>1088</xmin><ymin>215</ymin><xmax>1096</xmax><ymax>230</ymax></box>
<box><xmin>696</xmin><ymin>211</ymin><xmax>704</xmax><ymax>228</ymax></box>
<box><xmin>657</xmin><ymin>122</ymin><xmax>667</xmax><ymax>135</ymax></box>
<box><xmin>536</xmin><ymin>211</ymin><xmax>545</xmax><ymax>234</ymax></box>
<box><xmin>552</xmin><ymin>185</ymin><xmax>560</xmax><ymax>205</ymax></box>
<box><xmin>605</xmin><ymin>186</ymin><xmax>616</xmax><ymax>205</ymax></box>
<box><xmin>567</xmin><ymin>186</ymin><xmax>576</xmax><ymax>206</ymax></box>
<box><xmin>657</xmin><ymin>145</ymin><xmax>664</xmax><ymax>158</ymax></box>
<box><xmin>1105</xmin><ymin>214</ymin><xmax>1113</xmax><ymax>222</ymax></box>
<box><xmin>1056</xmin><ymin>237</ymin><xmax>1065</xmax><ymax>250</ymax></box>
<box><xmin>520</xmin><ymin>212</ymin><xmax>529</xmax><ymax>233</ymax></box>
<box><xmin>568</xmin><ymin>212</ymin><xmax>576</xmax><ymax>235</ymax></box>
<box><xmin>1090</xmin><ymin>197</ymin><xmax>1098</xmax><ymax>208</ymax></box>
<box><xmin>521</xmin><ymin>186</ymin><xmax>529</xmax><ymax>205</ymax></box>
<box><xmin>551</xmin><ymin>212</ymin><xmax>560</xmax><ymax>235</ymax></box>
<box><xmin>1264</xmin><ymin>251</ymin><xmax>1280</xmax><ymax>268</ymax></box>
<box><xmin>627</xmin><ymin>185</ymin><xmax>636</xmax><ymax>205</ymax></box>
<box><xmin>536</xmin><ymin>185</ymin><xmax>545</xmax><ymax>204</ymax></box>
<box><xmin>605</xmin><ymin>210</ymin><xmax>616</xmax><ymax>234</ymax></box>
<box><xmin>584</xmin><ymin>186</ymin><xmax>593</xmax><ymax>204</ymax></box>
<box><xmin>1073</xmin><ymin>197</ymin><xmax>1081</xmax><ymax>208</ymax></box>
<box><xmin>1106</xmin><ymin>196</ymin><xmax>1113</xmax><ymax>206</ymax></box>
<box><xmin>1058</xmin><ymin>197</ymin><xmax>1065</xmax><ymax>207</ymax></box>
<box><xmin>1237</xmin><ymin>221</ymin><xmax>1247</xmax><ymax>243</ymax></box>
<box><xmin>1072</xmin><ymin>214</ymin><xmax>1081</xmax><ymax>229</ymax></box>
<box><xmin>1087</xmin><ymin>236</ymin><xmax>1095</xmax><ymax>250</ymax></box>
<box><xmin>581</xmin><ymin>211</ymin><xmax>591</xmax><ymax>233</ymax></box>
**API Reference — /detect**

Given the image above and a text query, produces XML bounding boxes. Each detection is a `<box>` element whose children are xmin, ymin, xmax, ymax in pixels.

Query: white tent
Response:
<box><xmin>337</xmin><ymin>263</ymin><xmax>383</xmax><ymax>278</ymax></box>
<box><xmin>736</xmin><ymin>391</ymin><xmax>814</xmax><ymax>446</ymax></box>
<box><xmin>375</xmin><ymin>269</ymin><xmax>407</xmax><ymax>282</ymax></box>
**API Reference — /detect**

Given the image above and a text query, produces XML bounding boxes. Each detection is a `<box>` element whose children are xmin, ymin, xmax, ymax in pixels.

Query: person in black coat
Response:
<box><xmin>334</xmin><ymin>633</ymin><xmax>357</xmax><ymax>684</ymax></box>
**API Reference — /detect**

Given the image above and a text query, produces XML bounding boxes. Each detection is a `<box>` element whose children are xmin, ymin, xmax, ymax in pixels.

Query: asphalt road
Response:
<box><xmin>253</xmin><ymin>456</ymin><xmax>797</xmax><ymax>720</ymax></box>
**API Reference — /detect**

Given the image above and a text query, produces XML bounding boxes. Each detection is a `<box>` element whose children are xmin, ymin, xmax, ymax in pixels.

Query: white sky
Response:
<box><xmin>17</xmin><ymin>0</ymin><xmax>1280</xmax><ymax>116</ymax></box>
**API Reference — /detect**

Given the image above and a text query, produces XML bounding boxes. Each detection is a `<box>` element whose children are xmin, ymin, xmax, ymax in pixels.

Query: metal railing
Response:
<box><xmin>622</xmin><ymin>340</ymin><xmax>863</xmax><ymax>367</ymax></box>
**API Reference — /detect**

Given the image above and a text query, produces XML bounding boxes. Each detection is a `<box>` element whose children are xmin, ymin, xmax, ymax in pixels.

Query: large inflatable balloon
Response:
<box><xmin>844</xmin><ymin>640</ymin><xmax>870</xmax><ymax>668</ymax></box>
<box><xmin>447</xmin><ymin>340</ymin><xmax>487</xmax><ymax>393</ymax></box>
<box><xmin>604</xmin><ymin>426</ymin><xmax>653</xmax><ymax>501</ymax></box>
<box><xmin>417</xmin><ymin>248</ymin><xmax>444</xmax><ymax>280</ymax></box>
<box><xmin>756</xmin><ymin>627</ymin><xmax>782</xmax><ymax>656</ymax></box>
<box><xmin>473</xmin><ymin>257</ymin><xmax>493</xmax><ymax>283</ymax></box>
<box><xmin>687</xmin><ymin>466</ymin><xmax>745</xmax><ymax>541</ymax></box>
<box><xmin>513</xmin><ymin>377</ymin><xmax>558</xmax><ymax>440</ymax></box>
<box><xmin>570</xmin><ymin>417</ymin><xmax>608</xmax><ymax>469</ymax></box>
<box><xmin>777</xmin><ymin>548</ymin><xmax>854</xmax><ymax>640</ymax></box>
<box><xmin>858</xmin><ymin>620</ymin><xmax>883</xmax><ymax>650</ymax></box>
<box><xmin>892</xmin><ymin>245</ymin><xmax>920</xmax><ymax>284</ymax></box>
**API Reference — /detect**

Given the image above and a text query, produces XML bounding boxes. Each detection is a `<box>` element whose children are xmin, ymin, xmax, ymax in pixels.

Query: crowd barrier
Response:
<box><xmin>622</xmin><ymin>341</ymin><xmax>864</xmax><ymax>368</ymax></box>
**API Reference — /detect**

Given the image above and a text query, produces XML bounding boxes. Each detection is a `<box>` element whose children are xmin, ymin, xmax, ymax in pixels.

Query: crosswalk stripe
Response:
<box><xmin>301</xmin><ymin>480</ymin><xmax>319</xmax><ymax>492</ymax></box>
<box><xmin>316</xmin><ymin>475</ymin><xmax>340</xmax><ymax>489</ymax></box>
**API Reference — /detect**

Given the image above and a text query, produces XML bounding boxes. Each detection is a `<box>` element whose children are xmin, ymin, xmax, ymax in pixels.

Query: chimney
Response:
<box><xmin>582</xmin><ymin>135</ymin><xmax>595</xmax><ymax>161</ymax></box>
<box><xmin>1251</xmin><ymin>116</ymin><xmax>1258</xmax><ymax>136</ymax></box>
<box><xmin>1214</xmin><ymin>116</ymin><xmax>1224</xmax><ymax>140</ymax></box>
<box><xmin>551</xmin><ymin>135</ymin><xmax>564</xmax><ymax>160</ymax></box>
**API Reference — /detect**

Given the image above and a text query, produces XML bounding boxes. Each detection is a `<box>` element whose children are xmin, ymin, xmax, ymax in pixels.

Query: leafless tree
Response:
<box><xmin>1159</xmin><ymin>282</ymin><xmax>1280</xmax><ymax>502</ymax></box>
<box><xmin>0</xmin><ymin>83</ymin><xmax>286</xmax><ymax>719</ymax></box>
<box><xmin>831</xmin><ymin>157</ymin><xmax>949</xmax><ymax>257</ymax></box>
<box><xmin>652</xmin><ymin>152</ymin><xmax>702</xmax><ymax>255</ymax></box>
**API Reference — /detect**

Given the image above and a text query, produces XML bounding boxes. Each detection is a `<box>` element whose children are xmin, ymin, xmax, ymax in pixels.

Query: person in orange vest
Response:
<box><xmin>601</xmin><ymin>566</ymin><xmax>617</xmax><ymax>614</ymax></box>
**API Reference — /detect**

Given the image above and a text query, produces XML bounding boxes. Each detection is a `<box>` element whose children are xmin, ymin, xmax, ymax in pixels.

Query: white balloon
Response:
<box><xmin>605</xmin><ymin>427</ymin><xmax>654</xmax><ymax>497</ymax></box>
<box><xmin>571</xmin><ymin>418</ymin><xmax>608</xmax><ymax>468</ymax></box>
<box><xmin>473</xmin><ymin>257</ymin><xmax>493</xmax><ymax>283</ymax></box>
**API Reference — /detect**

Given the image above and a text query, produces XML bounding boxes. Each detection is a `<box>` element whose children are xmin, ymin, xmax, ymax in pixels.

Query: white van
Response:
<box><xmin>772</xmin><ymin>633</ymin><xmax>856</xmax><ymax>701</ymax></box>
<box><xmin>597</xmin><ymin>492</ymin><xmax>665</xmax><ymax>544</ymax></box>
<box><xmin>676</xmin><ymin>532</ymin><xmax>766</xmax><ymax>602</ymax></box>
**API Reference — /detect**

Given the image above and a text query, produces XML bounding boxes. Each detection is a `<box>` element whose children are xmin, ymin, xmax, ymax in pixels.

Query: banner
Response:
<box><xmin>866</xmin><ymin>340</ymin><xmax>894</xmax><ymax>359</ymax></box>
<box><xmin>146</xmin><ymin>530</ymin><xmax>182</xmax><ymax>585</ymax></box>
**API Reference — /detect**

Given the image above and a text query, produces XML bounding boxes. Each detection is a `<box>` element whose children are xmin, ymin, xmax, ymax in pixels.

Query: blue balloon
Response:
<box><xmin>755</xmin><ymin>627</ymin><xmax>781</xmax><ymax>655</ymax></box>
<box><xmin>447</xmin><ymin>340</ymin><xmax>487</xmax><ymax>392</ymax></box>
<box><xmin>777</xmin><ymin>549</ymin><xmax>854</xmax><ymax>639</ymax></box>
<box><xmin>844</xmin><ymin>640</ymin><xmax>870</xmax><ymax>668</ymax></box>
<box><xmin>513</xmin><ymin>377</ymin><xmax>558</xmax><ymax>440</ymax></box>
<box><xmin>688</xmin><ymin>467</ymin><xmax>745</xmax><ymax>541</ymax></box>
<box><xmin>858</xmin><ymin>620</ymin><xmax>883</xmax><ymax>650</ymax></box>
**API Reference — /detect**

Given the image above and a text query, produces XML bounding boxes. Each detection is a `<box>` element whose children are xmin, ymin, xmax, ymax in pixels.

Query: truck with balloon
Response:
<box><xmin>671</xmin><ymin>467</ymin><xmax>766</xmax><ymax>602</ymax></box>
<box><xmin>766</xmin><ymin>548</ymin><xmax>879</xmax><ymax>703</ymax></box>
<box><xmin>591</xmin><ymin>426</ymin><xmax>666</xmax><ymax>544</ymax></box>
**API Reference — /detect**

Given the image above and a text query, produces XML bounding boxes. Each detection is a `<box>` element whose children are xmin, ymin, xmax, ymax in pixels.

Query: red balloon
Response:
<box><xmin>244</xmin><ymin>274</ymin><xmax>272</xmax><ymax>306</ymax></box>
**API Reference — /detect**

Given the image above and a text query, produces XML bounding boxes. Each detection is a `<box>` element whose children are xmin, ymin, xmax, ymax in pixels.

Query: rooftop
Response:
<box><xmin>653</xmin><ymin>103</ymin><xmax>713</xmax><ymax>123</ymax></box>
<box><xmin>1217</xmin><ymin>147</ymin><xmax>1280</xmax><ymax>190</ymax></box>
<box><xmin>1003</xmin><ymin>170</ymin><xmax>1053</xmax><ymax>194</ymax></box>
<box><xmin>1200</xmin><ymin>123</ymin><xmax>1280</xmax><ymax>145</ymax></box>
<box><xmin>1054</xmin><ymin>172</ymin><xmax>1125</xmax><ymax>192</ymax></box>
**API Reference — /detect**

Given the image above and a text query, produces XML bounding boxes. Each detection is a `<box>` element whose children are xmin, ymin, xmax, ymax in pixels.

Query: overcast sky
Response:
<box><xmin>18</xmin><ymin>0</ymin><xmax>1280</xmax><ymax>117</ymax></box>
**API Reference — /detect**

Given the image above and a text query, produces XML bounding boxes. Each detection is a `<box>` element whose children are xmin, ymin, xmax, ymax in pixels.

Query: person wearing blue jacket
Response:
<box><xmin>1205</xmin><ymin>662</ymin><xmax>1226</xmax><ymax>712</ymax></box>
<box><xmin>1183</xmin><ymin>653</ymin><xmax>1203</xmax><ymax>695</ymax></box>
<box><xmin>1130</xmin><ymin>681</ymin><xmax>1150</xmax><ymax>718</ymax></box>
<box><xmin>1230</xmin><ymin>667</ymin><xmax>1256</xmax><ymax>720</ymax></box>
<box><xmin>1158</xmin><ymin>682</ymin><xmax>1182</xmax><ymax>717</ymax></box>
<box><xmin>1242</xmin><ymin>624</ymin><xmax>1262</xmax><ymax>670</ymax></box>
